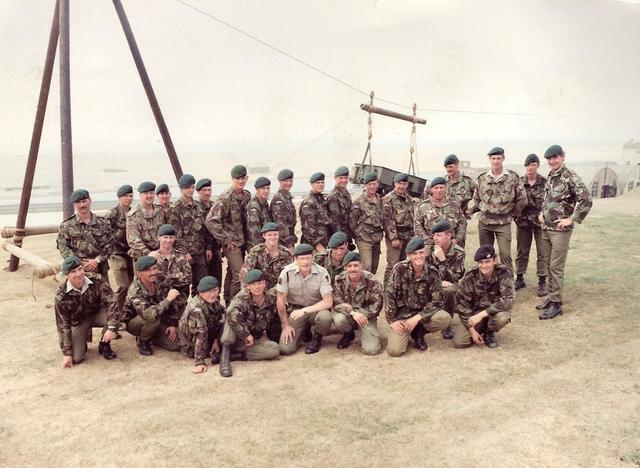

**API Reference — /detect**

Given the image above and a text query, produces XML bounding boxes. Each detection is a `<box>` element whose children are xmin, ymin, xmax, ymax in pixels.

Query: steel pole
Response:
<box><xmin>360</xmin><ymin>103</ymin><xmax>427</xmax><ymax>125</ymax></box>
<box><xmin>59</xmin><ymin>0</ymin><xmax>74</xmax><ymax>219</ymax></box>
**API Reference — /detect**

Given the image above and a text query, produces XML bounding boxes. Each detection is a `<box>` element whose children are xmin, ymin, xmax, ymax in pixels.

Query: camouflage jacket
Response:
<box><xmin>313</xmin><ymin>249</ymin><xmax>344</xmax><ymax>285</ymax></box>
<box><xmin>126</xmin><ymin>204</ymin><xmax>166</xmax><ymax>258</ymax></box>
<box><xmin>270</xmin><ymin>188</ymin><xmax>297</xmax><ymax>247</ymax></box>
<box><xmin>349</xmin><ymin>191</ymin><xmax>384</xmax><ymax>243</ymax></box>
<box><xmin>54</xmin><ymin>273</ymin><xmax>118</xmax><ymax>356</ymax></box>
<box><xmin>226</xmin><ymin>288</ymin><xmax>277</xmax><ymax>341</ymax></box>
<box><xmin>414</xmin><ymin>198</ymin><xmax>467</xmax><ymax>245</ymax></box>
<box><xmin>167</xmin><ymin>197</ymin><xmax>207</xmax><ymax>255</ymax></box>
<box><xmin>333</xmin><ymin>270</ymin><xmax>383</xmax><ymax>318</ymax></box>
<box><xmin>471</xmin><ymin>170</ymin><xmax>527</xmax><ymax>225</ymax></box>
<box><xmin>178</xmin><ymin>295</ymin><xmax>226</xmax><ymax>366</ymax></box>
<box><xmin>196</xmin><ymin>199</ymin><xmax>216</xmax><ymax>251</ymax></box>
<box><xmin>385</xmin><ymin>260</ymin><xmax>443</xmax><ymax>323</ymax></box>
<box><xmin>515</xmin><ymin>174</ymin><xmax>547</xmax><ymax>228</ymax></box>
<box><xmin>246</xmin><ymin>196</ymin><xmax>274</xmax><ymax>251</ymax></box>
<box><xmin>155</xmin><ymin>203</ymin><xmax>172</xmax><ymax>221</ymax></box>
<box><xmin>57</xmin><ymin>213</ymin><xmax>113</xmax><ymax>277</ymax></box>
<box><xmin>154</xmin><ymin>250</ymin><xmax>192</xmax><ymax>289</ymax></box>
<box><xmin>541</xmin><ymin>164</ymin><xmax>592</xmax><ymax>231</ymax></box>
<box><xmin>240</xmin><ymin>243</ymin><xmax>293</xmax><ymax>288</ymax></box>
<box><xmin>326</xmin><ymin>187</ymin><xmax>353</xmax><ymax>238</ymax></box>
<box><xmin>446</xmin><ymin>174</ymin><xmax>476</xmax><ymax>218</ymax></box>
<box><xmin>456</xmin><ymin>264</ymin><xmax>515</xmax><ymax>328</ymax></box>
<box><xmin>382</xmin><ymin>191</ymin><xmax>415</xmax><ymax>241</ymax></box>
<box><xmin>205</xmin><ymin>187</ymin><xmax>251</xmax><ymax>247</ymax></box>
<box><xmin>426</xmin><ymin>244</ymin><xmax>466</xmax><ymax>283</ymax></box>
<box><xmin>122</xmin><ymin>276</ymin><xmax>172</xmax><ymax>325</ymax></box>
<box><xmin>299</xmin><ymin>191</ymin><xmax>331</xmax><ymax>247</ymax></box>
<box><xmin>104</xmin><ymin>204</ymin><xmax>130</xmax><ymax>255</ymax></box>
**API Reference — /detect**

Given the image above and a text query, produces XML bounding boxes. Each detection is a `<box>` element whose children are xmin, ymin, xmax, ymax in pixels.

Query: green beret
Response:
<box><xmin>524</xmin><ymin>154</ymin><xmax>540</xmax><ymax>166</ymax></box>
<box><xmin>230</xmin><ymin>165</ymin><xmax>247</xmax><ymax>178</ymax></box>
<box><xmin>488</xmin><ymin>146</ymin><xmax>504</xmax><ymax>156</ymax></box>
<box><xmin>294</xmin><ymin>243</ymin><xmax>314</xmax><ymax>256</ymax></box>
<box><xmin>155</xmin><ymin>183</ymin><xmax>169</xmax><ymax>194</ymax></box>
<box><xmin>328</xmin><ymin>231</ymin><xmax>348</xmax><ymax>248</ymax></box>
<box><xmin>116</xmin><ymin>184</ymin><xmax>133</xmax><ymax>198</ymax></box>
<box><xmin>260</xmin><ymin>222</ymin><xmax>279</xmax><ymax>233</ymax></box>
<box><xmin>334</xmin><ymin>166</ymin><xmax>349</xmax><ymax>177</ymax></box>
<box><xmin>430</xmin><ymin>176</ymin><xmax>446</xmax><ymax>187</ymax></box>
<box><xmin>443</xmin><ymin>154</ymin><xmax>459</xmax><ymax>166</ymax></box>
<box><xmin>363</xmin><ymin>171</ymin><xmax>378</xmax><ymax>184</ymax></box>
<box><xmin>197</xmin><ymin>275</ymin><xmax>219</xmax><ymax>292</ymax></box>
<box><xmin>137</xmin><ymin>181</ymin><xmax>156</xmax><ymax>193</ymax></box>
<box><xmin>310</xmin><ymin>172</ymin><xmax>325</xmax><ymax>183</ymax></box>
<box><xmin>69</xmin><ymin>189</ymin><xmax>90</xmax><ymax>203</ymax></box>
<box><xmin>544</xmin><ymin>145</ymin><xmax>564</xmax><ymax>159</ymax></box>
<box><xmin>405</xmin><ymin>236</ymin><xmax>425</xmax><ymax>254</ymax></box>
<box><xmin>342</xmin><ymin>251</ymin><xmax>361</xmax><ymax>266</ymax></box>
<box><xmin>245</xmin><ymin>269</ymin><xmax>264</xmax><ymax>284</ymax></box>
<box><xmin>254</xmin><ymin>176</ymin><xmax>271</xmax><ymax>188</ymax></box>
<box><xmin>135</xmin><ymin>255</ymin><xmax>157</xmax><ymax>272</ymax></box>
<box><xmin>195</xmin><ymin>178</ymin><xmax>212</xmax><ymax>191</ymax></box>
<box><xmin>157</xmin><ymin>224</ymin><xmax>176</xmax><ymax>236</ymax></box>
<box><xmin>431</xmin><ymin>219</ymin><xmax>452</xmax><ymax>234</ymax></box>
<box><xmin>62</xmin><ymin>255</ymin><xmax>82</xmax><ymax>275</ymax></box>
<box><xmin>278</xmin><ymin>169</ymin><xmax>294</xmax><ymax>181</ymax></box>
<box><xmin>178</xmin><ymin>174</ymin><xmax>196</xmax><ymax>188</ymax></box>
<box><xmin>474</xmin><ymin>244</ymin><xmax>496</xmax><ymax>261</ymax></box>
<box><xmin>393</xmin><ymin>173</ymin><xmax>409</xmax><ymax>183</ymax></box>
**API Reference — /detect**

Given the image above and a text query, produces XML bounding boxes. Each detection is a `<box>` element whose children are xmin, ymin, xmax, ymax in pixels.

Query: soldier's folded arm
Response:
<box><xmin>133</xmin><ymin>297</ymin><xmax>171</xmax><ymax>322</ymax></box>
<box><xmin>304</xmin><ymin>292</ymin><xmax>333</xmax><ymax>314</ymax></box>
<box><xmin>487</xmin><ymin>278</ymin><xmax>515</xmax><ymax>315</ymax></box>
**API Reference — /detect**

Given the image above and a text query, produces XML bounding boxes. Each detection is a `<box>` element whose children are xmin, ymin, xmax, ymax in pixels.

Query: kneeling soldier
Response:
<box><xmin>178</xmin><ymin>276</ymin><xmax>226</xmax><ymax>374</ymax></box>
<box><xmin>219</xmin><ymin>269</ymin><xmax>280</xmax><ymax>377</ymax></box>
<box><xmin>385</xmin><ymin>237</ymin><xmax>451</xmax><ymax>357</ymax></box>
<box><xmin>332</xmin><ymin>251</ymin><xmax>382</xmax><ymax>355</ymax></box>
<box><xmin>55</xmin><ymin>256</ymin><xmax>119</xmax><ymax>367</ymax></box>
<box><xmin>452</xmin><ymin>245</ymin><xmax>515</xmax><ymax>349</ymax></box>
<box><xmin>313</xmin><ymin>231</ymin><xmax>349</xmax><ymax>286</ymax></box>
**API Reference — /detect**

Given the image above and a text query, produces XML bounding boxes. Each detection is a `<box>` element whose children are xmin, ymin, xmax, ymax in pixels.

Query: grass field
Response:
<box><xmin>1</xmin><ymin>193</ymin><xmax>639</xmax><ymax>467</ymax></box>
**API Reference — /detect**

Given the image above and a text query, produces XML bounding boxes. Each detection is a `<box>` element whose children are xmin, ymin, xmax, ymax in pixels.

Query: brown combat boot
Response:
<box><xmin>539</xmin><ymin>302</ymin><xmax>563</xmax><ymax>320</ymax></box>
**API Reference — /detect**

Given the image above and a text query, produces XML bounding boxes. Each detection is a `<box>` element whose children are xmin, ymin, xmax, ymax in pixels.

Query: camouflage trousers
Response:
<box><xmin>220</xmin><ymin>323</ymin><xmax>280</xmax><ymax>360</ymax></box>
<box><xmin>386</xmin><ymin>310</ymin><xmax>451</xmax><ymax>357</ymax></box>
<box><xmin>332</xmin><ymin>310</ymin><xmax>380</xmax><ymax>355</ymax></box>
<box><xmin>442</xmin><ymin>284</ymin><xmax>457</xmax><ymax>316</ymax></box>
<box><xmin>58</xmin><ymin>309</ymin><xmax>108</xmax><ymax>364</ymax></box>
<box><xmin>108</xmin><ymin>254</ymin><xmax>133</xmax><ymax>317</ymax></box>
<box><xmin>222</xmin><ymin>245</ymin><xmax>245</xmax><ymax>304</ymax></box>
<box><xmin>190</xmin><ymin>253</ymin><xmax>208</xmax><ymax>296</ymax></box>
<box><xmin>541</xmin><ymin>229</ymin><xmax>573</xmax><ymax>303</ymax></box>
<box><xmin>125</xmin><ymin>317</ymin><xmax>180</xmax><ymax>351</ymax></box>
<box><xmin>207</xmin><ymin>249</ymin><xmax>223</xmax><ymax>287</ymax></box>
<box><xmin>451</xmin><ymin>311</ymin><xmax>511</xmax><ymax>348</ymax></box>
<box><xmin>516</xmin><ymin>225</ymin><xmax>548</xmax><ymax>277</ymax></box>
<box><xmin>478</xmin><ymin>222</ymin><xmax>513</xmax><ymax>273</ymax></box>
<box><xmin>384</xmin><ymin>238</ymin><xmax>409</xmax><ymax>284</ymax></box>
<box><xmin>279</xmin><ymin>307</ymin><xmax>333</xmax><ymax>356</ymax></box>
<box><xmin>356</xmin><ymin>240</ymin><xmax>381</xmax><ymax>275</ymax></box>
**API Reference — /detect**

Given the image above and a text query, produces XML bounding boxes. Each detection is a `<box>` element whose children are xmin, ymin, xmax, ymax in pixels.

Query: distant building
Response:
<box><xmin>588</xmin><ymin>140</ymin><xmax>640</xmax><ymax>198</ymax></box>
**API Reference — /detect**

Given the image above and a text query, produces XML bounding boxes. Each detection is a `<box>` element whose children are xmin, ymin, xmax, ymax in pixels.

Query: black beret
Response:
<box><xmin>178</xmin><ymin>174</ymin><xmax>196</xmax><ymax>188</ymax></box>
<box><xmin>135</xmin><ymin>255</ymin><xmax>157</xmax><ymax>271</ymax></box>
<box><xmin>62</xmin><ymin>255</ymin><xmax>82</xmax><ymax>275</ymax></box>
<box><xmin>69</xmin><ymin>189</ymin><xmax>90</xmax><ymax>203</ymax></box>
<box><xmin>157</xmin><ymin>224</ymin><xmax>176</xmax><ymax>236</ymax></box>
<box><xmin>294</xmin><ymin>243</ymin><xmax>314</xmax><ymax>256</ymax></box>
<box><xmin>488</xmin><ymin>146</ymin><xmax>505</xmax><ymax>156</ymax></box>
<box><xmin>328</xmin><ymin>231</ymin><xmax>348</xmax><ymax>248</ymax></box>
<box><xmin>394</xmin><ymin>173</ymin><xmax>409</xmax><ymax>183</ymax></box>
<box><xmin>363</xmin><ymin>172</ymin><xmax>378</xmax><ymax>184</ymax></box>
<box><xmin>278</xmin><ymin>169</ymin><xmax>294</xmax><ymax>181</ymax></box>
<box><xmin>443</xmin><ymin>154</ymin><xmax>459</xmax><ymax>166</ymax></box>
<box><xmin>524</xmin><ymin>154</ymin><xmax>540</xmax><ymax>166</ymax></box>
<box><xmin>342</xmin><ymin>251</ymin><xmax>361</xmax><ymax>266</ymax></box>
<box><xmin>245</xmin><ymin>269</ymin><xmax>264</xmax><ymax>284</ymax></box>
<box><xmin>117</xmin><ymin>184</ymin><xmax>133</xmax><ymax>198</ymax></box>
<box><xmin>230</xmin><ymin>165</ymin><xmax>247</xmax><ymax>178</ymax></box>
<box><xmin>197</xmin><ymin>275</ymin><xmax>219</xmax><ymax>292</ymax></box>
<box><xmin>544</xmin><ymin>145</ymin><xmax>564</xmax><ymax>159</ymax></box>
<box><xmin>260</xmin><ymin>222</ymin><xmax>279</xmax><ymax>233</ymax></box>
<box><xmin>405</xmin><ymin>236</ymin><xmax>425</xmax><ymax>254</ymax></box>
<box><xmin>196</xmin><ymin>178</ymin><xmax>212</xmax><ymax>191</ymax></box>
<box><xmin>430</xmin><ymin>177</ymin><xmax>447</xmax><ymax>187</ymax></box>
<box><xmin>334</xmin><ymin>166</ymin><xmax>350</xmax><ymax>177</ymax></box>
<box><xmin>138</xmin><ymin>181</ymin><xmax>156</xmax><ymax>193</ymax></box>
<box><xmin>431</xmin><ymin>219</ymin><xmax>453</xmax><ymax>234</ymax></box>
<box><xmin>474</xmin><ymin>244</ymin><xmax>496</xmax><ymax>261</ymax></box>
<box><xmin>155</xmin><ymin>183</ymin><xmax>169</xmax><ymax>194</ymax></box>
<box><xmin>310</xmin><ymin>172</ymin><xmax>325</xmax><ymax>183</ymax></box>
<box><xmin>254</xmin><ymin>176</ymin><xmax>271</xmax><ymax>188</ymax></box>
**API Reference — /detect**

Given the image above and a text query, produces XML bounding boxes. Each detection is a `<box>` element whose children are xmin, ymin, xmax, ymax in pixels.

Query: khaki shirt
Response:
<box><xmin>276</xmin><ymin>262</ymin><xmax>333</xmax><ymax>307</ymax></box>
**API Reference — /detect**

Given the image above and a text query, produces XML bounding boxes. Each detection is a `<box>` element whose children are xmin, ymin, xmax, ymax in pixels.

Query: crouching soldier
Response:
<box><xmin>55</xmin><ymin>256</ymin><xmax>119</xmax><ymax>367</ymax></box>
<box><xmin>452</xmin><ymin>245</ymin><xmax>515</xmax><ymax>349</ymax></box>
<box><xmin>178</xmin><ymin>276</ymin><xmax>226</xmax><ymax>374</ymax></box>
<box><xmin>385</xmin><ymin>237</ymin><xmax>451</xmax><ymax>357</ymax></box>
<box><xmin>219</xmin><ymin>269</ymin><xmax>280</xmax><ymax>377</ymax></box>
<box><xmin>332</xmin><ymin>251</ymin><xmax>382</xmax><ymax>355</ymax></box>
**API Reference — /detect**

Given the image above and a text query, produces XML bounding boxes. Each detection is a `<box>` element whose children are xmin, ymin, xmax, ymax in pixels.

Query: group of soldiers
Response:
<box><xmin>54</xmin><ymin>143</ymin><xmax>592</xmax><ymax>377</ymax></box>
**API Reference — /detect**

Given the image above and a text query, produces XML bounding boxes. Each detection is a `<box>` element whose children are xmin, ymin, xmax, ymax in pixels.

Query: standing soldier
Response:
<box><xmin>246</xmin><ymin>176</ymin><xmax>274</xmax><ymax>251</ymax></box>
<box><xmin>155</xmin><ymin>183</ymin><xmax>172</xmax><ymax>220</ymax></box>
<box><xmin>313</xmin><ymin>231</ymin><xmax>349</xmax><ymax>285</ymax></box>
<box><xmin>205</xmin><ymin>165</ymin><xmax>251</xmax><ymax>305</ymax></box>
<box><xmin>538</xmin><ymin>145</ymin><xmax>592</xmax><ymax>320</ymax></box>
<box><xmin>445</xmin><ymin>154</ymin><xmax>476</xmax><ymax>218</ymax></box>
<box><xmin>350</xmin><ymin>171</ymin><xmax>383</xmax><ymax>275</ymax></box>
<box><xmin>414</xmin><ymin>177</ymin><xmax>467</xmax><ymax>247</ymax></box>
<box><xmin>452</xmin><ymin>245</ymin><xmax>514</xmax><ymax>349</ymax></box>
<box><xmin>57</xmin><ymin>189</ymin><xmax>113</xmax><ymax>278</ymax></box>
<box><xmin>514</xmin><ymin>154</ymin><xmax>548</xmax><ymax>295</ymax></box>
<box><xmin>196</xmin><ymin>178</ymin><xmax>223</xmax><ymax>288</ymax></box>
<box><xmin>332</xmin><ymin>251</ymin><xmax>382</xmax><ymax>355</ymax></box>
<box><xmin>382</xmin><ymin>173</ymin><xmax>415</xmax><ymax>283</ymax></box>
<box><xmin>470</xmin><ymin>147</ymin><xmax>527</xmax><ymax>273</ymax></box>
<box><xmin>126</xmin><ymin>181</ymin><xmax>166</xmax><ymax>259</ymax></box>
<box><xmin>270</xmin><ymin>169</ymin><xmax>297</xmax><ymax>253</ymax></box>
<box><xmin>299</xmin><ymin>172</ymin><xmax>331</xmax><ymax>253</ymax></box>
<box><xmin>326</xmin><ymin>166</ymin><xmax>353</xmax><ymax>241</ymax></box>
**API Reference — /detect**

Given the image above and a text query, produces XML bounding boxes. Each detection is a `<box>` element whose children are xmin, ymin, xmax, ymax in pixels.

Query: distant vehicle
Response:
<box><xmin>350</xmin><ymin>163</ymin><xmax>427</xmax><ymax>198</ymax></box>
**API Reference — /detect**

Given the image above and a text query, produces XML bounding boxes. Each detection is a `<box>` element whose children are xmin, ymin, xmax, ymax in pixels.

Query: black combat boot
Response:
<box><xmin>514</xmin><ymin>274</ymin><xmax>526</xmax><ymax>290</ymax></box>
<box><xmin>98</xmin><ymin>341</ymin><xmax>117</xmax><ymax>360</ymax></box>
<box><xmin>136</xmin><ymin>337</ymin><xmax>153</xmax><ymax>356</ymax></box>
<box><xmin>535</xmin><ymin>298</ymin><xmax>551</xmax><ymax>310</ymax></box>
<box><xmin>301</xmin><ymin>327</ymin><xmax>313</xmax><ymax>343</ymax></box>
<box><xmin>536</xmin><ymin>276</ymin><xmax>548</xmax><ymax>297</ymax></box>
<box><xmin>210</xmin><ymin>352</ymin><xmax>220</xmax><ymax>365</ymax></box>
<box><xmin>441</xmin><ymin>325</ymin><xmax>454</xmax><ymax>340</ymax></box>
<box><xmin>484</xmin><ymin>329</ymin><xmax>498</xmax><ymax>348</ymax></box>
<box><xmin>539</xmin><ymin>302</ymin><xmax>563</xmax><ymax>320</ymax></box>
<box><xmin>411</xmin><ymin>324</ymin><xmax>428</xmax><ymax>352</ymax></box>
<box><xmin>219</xmin><ymin>344</ymin><xmax>233</xmax><ymax>377</ymax></box>
<box><xmin>336</xmin><ymin>330</ymin><xmax>355</xmax><ymax>349</ymax></box>
<box><xmin>305</xmin><ymin>333</ymin><xmax>323</xmax><ymax>354</ymax></box>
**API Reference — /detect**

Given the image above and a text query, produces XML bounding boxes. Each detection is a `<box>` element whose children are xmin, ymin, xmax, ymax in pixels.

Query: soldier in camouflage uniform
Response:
<box><xmin>444</xmin><ymin>154</ymin><xmax>476</xmax><ymax>219</ymax></box>
<box><xmin>514</xmin><ymin>154</ymin><xmax>548</xmax><ymax>295</ymax></box>
<box><xmin>313</xmin><ymin>231</ymin><xmax>349</xmax><ymax>286</ymax></box>
<box><xmin>219</xmin><ymin>269</ymin><xmax>280</xmax><ymax>377</ymax></box>
<box><xmin>382</xmin><ymin>173</ymin><xmax>415</xmax><ymax>284</ymax></box>
<box><xmin>270</xmin><ymin>169</ymin><xmax>297</xmax><ymax>253</ymax></box>
<box><xmin>349</xmin><ymin>171</ymin><xmax>383</xmax><ymax>275</ymax></box>
<box><xmin>55</xmin><ymin>256</ymin><xmax>119</xmax><ymax>367</ymax></box>
<box><xmin>470</xmin><ymin>147</ymin><xmax>527</xmax><ymax>273</ymax></box>
<box><xmin>126</xmin><ymin>181</ymin><xmax>166</xmax><ymax>259</ymax></box>
<box><xmin>178</xmin><ymin>276</ymin><xmax>226</xmax><ymax>374</ymax></box>
<box><xmin>205</xmin><ymin>165</ymin><xmax>252</xmax><ymax>305</ymax></box>
<box><xmin>299</xmin><ymin>172</ymin><xmax>331</xmax><ymax>252</ymax></box>
<box><xmin>57</xmin><ymin>189</ymin><xmax>113</xmax><ymax>279</ymax></box>
<box><xmin>414</xmin><ymin>177</ymin><xmax>467</xmax><ymax>247</ymax></box>
<box><xmin>332</xmin><ymin>251</ymin><xmax>382</xmax><ymax>355</ymax></box>
<box><xmin>452</xmin><ymin>245</ymin><xmax>514</xmax><ymax>349</ymax></box>
<box><xmin>385</xmin><ymin>237</ymin><xmax>451</xmax><ymax>357</ymax></box>
<box><xmin>246</xmin><ymin>176</ymin><xmax>274</xmax><ymax>251</ymax></box>
<box><xmin>326</xmin><ymin>166</ymin><xmax>353</xmax><ymax>241</ymax></box>
<box><xmin>537</xmin><ymin>145</ymin><xmax>592</xmax><ymax>320</ymax></box>
<box><xmin>155</xmin><ymin>183</ymin><xmax>172</xmax><ymax>219</ymax></box>
<box><xmin>196</xmin><ymin>178</ymin><xmax>223</xmax><ymax>288</ymax></box>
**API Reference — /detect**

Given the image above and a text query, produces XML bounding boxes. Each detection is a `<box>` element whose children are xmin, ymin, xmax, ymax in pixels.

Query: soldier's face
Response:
<box><xmin>73</xmin><ymin>198</ymin><xmax>91</xmax><ymax>215</ymax></box>
<box><xmin>67</xmin><ymin>265</ymin><xmax>85</xmax><ymax>289</ymax></box>
<box><xmin>280</xmin><ymin>179</ymin><xmax>293</xmax><ymax>191</ymax></box>
<box><xmin>262</xmin><ymin>231</ymin><xmax>279</xmax><ymax>246</ymax></box>
<box><xmin>365</xmin><ymin>180</ymin><xmax>378</xmax><ymax>195</ymax></box>
<box><xmin>198</xmin><ymin>187</ymin><xmax>212</xmax><ymax>202</ymax></box>
<box><xmin>157</xmin><ymin>192</ymin><xmax>171</xmax><ymax>205</ymax></box>
<box><xmin>430</xmin><ymin>184</ymin><xmax>446</xmax><ymax>200</ymax></box>
<box><xmin>408</xmin><ymin>248</ymin><xmax>427</xmax><ymax>267</ymax></box>
<box><xmin>159</xmin><ymin>234</ymin><xmax>175</xmax><ymax>250</ymax></box>
<box><xmin>311</xmin><ymin>181</ymin><xmax>325</xmax><ymax>193</ymax></box>
<box><xmin>525</xmin><ymin>162</ymin><xmax>540</xmax><ymax>177</ymax></box>
<box><xmin>433</xmin><ymin>231</ymin><xmax>452</xmax><ymax>248</ymax></box>
<box><xmin>477</xmin><ymin>258</ymin><xmax>496</xmax><ymax>276</ymax></box>
<box><xmin>335</xmin><ymin>175</ymin><xmax>349</xmax><ymax>189</ymax></box>
<box><xmin>345</xmin><ymin>261</ymin><xmax>362</xmax><ymax>278</ymax></box>
<box><xmin>394</xmin><ymin>181</ymin><xmax>409</xmax><ymax>194</ymax></box>
<box><xmin>232</xmin><ymin>176</ymin><xmax>248</xmax><ymax>190</ymax></box>
<box><xmin>445</xmin><ymin>163</ymin><xmax>459</xmax><ymax>177</ymax></box>
<box><xmin>138</xmin><ymin>266</ymin><xmax>158</xmax><ymax>282</ymax></box>
<box><xmin>140</xmin><ymin>191</ymin><xmax>155</xmax><ymax>206</ymax></box>
<box><xmin>331</xmin><ymin>244</ymin><xmax>348</xmax><ymax>262</ymax></box>
<box><xmin>295</xmin><ymin>254</ymin><xmax>313</xmax><ymax>271</ymax></box>
<box><xmin>119</xmin><ymin>193</ymin><xmax>134</xmax><ymax>207</ymax></box>
<box><xmin>247</xmin><ymin>280</ymin><xmax>266</xmax><ymax>296</ymax></box>
<box><xmin>181</xmin><ymin>186</ymin><xmax>195</xmax><ymax>199</ymax></box>
<box><xmin>489</xmin><ymin>155</ymin><xmax>505</xmax><ymax>172</ymax></box>
<box><xmin>256</xmin><ymin>185</ymin><xmax>271</xmax><ymax>200</ymax></box>
<box><xmin>200</xmin><ymin>288</ymin><xmax>219</xmax><ymax>304</ymax></box>
<box><xmin>547</xmin><ymin>154</ymin><xmax>565</xmax><ymax>171</ymax></box>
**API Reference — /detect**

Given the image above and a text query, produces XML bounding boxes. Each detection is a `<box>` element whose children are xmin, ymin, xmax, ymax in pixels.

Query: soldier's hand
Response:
<box><xmin>433</xmin><ymin>245</ymin><xmax>446</xmax><ymax>261</ymax></box>
<box><xmin>186</xmin><ymin>253</ymin><xmax>193</xmax><ymax>263</ymax></box>
<box><xmin>555</xmin><ymin>218</ymin><xmax>573</xmax><ymax>230</ymax></box>
<box><xmin>391</xmin><ymin>239</ymin><xmax>401</xmax><ymax>249</ymax></box>
<box><xmin>405</xmin><ymin>314</ymin><xmax>422</xmax><ymax>332</ymax></box>
<box><xmin>315</xmin><ymin>243</ymin><xmax>326</xmax><ymax>253</ymax></box>
<box><xmin>62</xmin><ymin>356</ymin><xmax>73</xmax><ymax>368</ymax></box>
<box><xmin>352</xmin><ymin>311</ymin><xmax>368</xmax><ymax>327</ymax></box>
<box><xmin>225</xmin><ymin>240</ymin><xmax>236</xmax><ymax>251</ymax></box>
<box><xmin>165</xmin><ymin>326</ymin><xmax>177</xmax><ymax>341</ymax></box>
<box><xmin>210</xmin><ymin>339</ymin><xmax>220</xmax><ymax>354</ymax></box>
<box><xmin>442</xmin><ymin>280</ymin><xmax>453</xmax><ymax>288</ymax></box>
<box><xmin>470</xmin><ymin>327</ymin><xmax>484</xmax><ymax>345</ymax></box>
<box><xmin>468</xmin><ymin>311</ymin><xmax>488</xmax><ymax>327</ymax></box>
<box><xmin>192</xmin><ymin>364</ymin><xmax>208</xmax><ymax>374</ymax></box>
<box><xmin>538</xmin><ymin>213</ymin><xmax>545</xmax><ymax>225</ymax></box>
<box><xmin>244</xmin><ymin>335</ymin><xmax>255</xmax><ymax>347</ymax></box>
<box><xmin>280</xmin><ymin>324</ymin><xmax>295</xmax><ymax>344</ymax></box>
<box><xmin>102</xmin><ymin>330</ymin><xmax>117</xmax><ymax>342</ymax></box>
<box><xmin>290</xmin><ymin>308</ymin><xmax>306</xmax><ymax>320</ymax></box>
<box><xmin>206</xmin><ymin>249</ymin><xmax>213</xmax><ymax>261</ymax></box>
<box><xmin>82</xmin><ymin>258</ymin><xmax>99</xmax><ymax>272</ymax></box>
<box><xmin>390</xmin><ymin>321</ymin><xmax>406</xmax><ymax>335</ymax></box>
<box><xmin>167</xmin><ymin>289</ymin><xmax>180</xmax><ymax>301</ymax></box>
